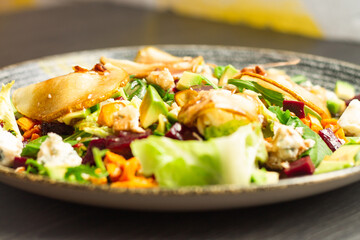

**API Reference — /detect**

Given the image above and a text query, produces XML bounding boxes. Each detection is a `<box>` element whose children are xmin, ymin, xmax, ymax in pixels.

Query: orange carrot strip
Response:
<box><xmin>17</xmin><ymin>117</ymin><xmax>36</xmax><ymax>132</ymax></box>
<box><xmin>111</xmin><ymin>176</ymin><xmax>157</xmax><ymax>188</ymax></box>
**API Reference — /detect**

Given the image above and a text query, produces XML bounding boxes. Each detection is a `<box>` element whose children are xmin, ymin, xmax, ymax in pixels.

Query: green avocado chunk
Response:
<box><xmin>219</xmin><ymin>65</ymin><xmax>238</xmax><ymax>86</ymax></box>
<box><xmin>315</xmin><ymin>145</ymin><xmax>360</xmax><ymax>174</ymax></box>
<box><xmin>335</xmin><ymin>80</ymin><xmax>355</xmax><ymax>100</ymax></box>
<box><xmin>176</xmin><ymin>71</ymin><xmax>203</xmax><ymax>90</ymax></box>
<box><xmin>139</xmin><ymin>85</ymin><xmax>168</xmax><ymax>128</ymax></box>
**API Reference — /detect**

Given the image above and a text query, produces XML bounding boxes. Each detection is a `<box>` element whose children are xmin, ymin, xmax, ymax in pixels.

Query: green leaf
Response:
<box><xmin>150</xmin><ymin>84</ymin><xmax>175</xmax><ymax>105</ymax></box>
<box><xmin>201</xmin><ymin>75</ymin><xmax>219</xmax><ymax>89</ymax></box>
<box><xmin>25</xmin><ymin>159</ymin><xmax>48</xmax><ymax>176</ymax></box>
<box><xmin>92</xmin><ymin>147</ymin><xmax>108</xmax><ymax>172</ymax></box>
<box><xmin>21</xmin><ymin>136</ymin><xmax>49</xmax><ymax>158</ymax></box>
<box><xmin>268</xmin><ymin>106</ymin><xmax>291</xmax><ymax>124</ymax></box>
<box><xmin>131</xmin><ymin>123</ymin><xmax>268</xmax><ymax>187</ymax></box>
<box><xmin>124</xmin><ymin>78</ymin><xmax>147</xmax><ymax>100</ymax></box>
<box><xmin>228</xmin><ymin>79</ymin><xmax>284</xmax><ymax>106</ymax></box>
<box><xmin>64</xmin><ymin>165</ymin><xmax>108</xmax><ymax>183</ymax></box>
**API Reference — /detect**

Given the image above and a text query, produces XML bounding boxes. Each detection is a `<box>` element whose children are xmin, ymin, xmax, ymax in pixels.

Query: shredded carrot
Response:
<box><xmin>30</xmin><ymin>133</ymin><xmax>40</xmax><ymax>141</ymax></box>
<box><xmin>111</xmin><ymin>176</ymin><xmax>157</xmax><ymax>188</ymax></box>
<box><xmin>103</xmin><ymin>151</ymin><xmax>156</xmax><ymax>187</ymax></box>
<box><xmin>300</xmin><ymin>114</ymin><xmax>323</xmax><ymax>133</ymax></box>
<box><xmin>321</xmin><ymin>118</ymin><xmax>347</xmax><ymax>142</ymax></box>
<box><xmin>105</xmin><ymin>162</ymin><xmax>122</xmax><ymax>182</ymax></box>
<box><xmin>23</xmin><ymin>125</ymin><xmax>41</xmax><ymax>140</ymax></box>
<box><xmin>17</xmin><ymin>117</ymin><xmax>36</xmax><ymax>132</ymax></box>
<box><xmin>119</xmin><ymin>157</ymin><xmax>140</xmax><ymax>182</ymax></box>
<box><xmin>89</xmin><ymin>168</ymin><xmax>108</xmax><ymax>185</ymax></box>
<box><xmin>15</xmin><ymin>166</ymin><xmax>25</xmax><ymax>173</ymax></box>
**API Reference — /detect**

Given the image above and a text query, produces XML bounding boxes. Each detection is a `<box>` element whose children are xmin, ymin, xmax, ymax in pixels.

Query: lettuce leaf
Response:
<box><xmin>0</xmin><ymin>81</ymin><xmax>21</xmax><ymax>138</ymax></box>
<box><xmin>131</xmin><ymin>123</ymin><xmax>268</xmax><ymax>187</ymax></box>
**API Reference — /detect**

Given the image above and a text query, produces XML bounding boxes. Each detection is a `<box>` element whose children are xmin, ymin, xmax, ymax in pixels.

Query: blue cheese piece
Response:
<box><xmin>0</xmin><ymin>127</ymin><xmax>23</xmax><ymax>166</ymax></box>
<box><xmin>338</xmin><ymin>99</ymin><xmax>360</xmax><ymax>136</ymax></box>
<box><xmin>37</xmin><ymin>133</ymin><xmax>82</xmax><ymax>167</ymax></box>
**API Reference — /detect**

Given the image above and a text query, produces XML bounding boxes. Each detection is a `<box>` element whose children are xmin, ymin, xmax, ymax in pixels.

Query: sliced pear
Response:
<box><xmin>238</xmin><ymin>72</ymin><xmax>331</xmax><ymax>119</ymax></box>
<box><xmin>100</xmin><ymin>55</ymin><xmax>204</xmax><ymax>78</ymax></box>
<box><xmin>12</xmin><ymin>63</ymin><xmax>129</xmax><ymax>122</ymax></box>
<box><xmin>134</xmin><ymin>46</ymin><xmax>183</xmax><ymax>63</ymax></box>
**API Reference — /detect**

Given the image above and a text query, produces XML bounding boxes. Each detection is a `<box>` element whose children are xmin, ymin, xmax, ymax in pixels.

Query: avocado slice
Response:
<box><xmin>46</xmin><ymin>166</ymin><xmax>68</xmax><ymax>181</ymax></box>
<box><xmin>176</xmin><ymin>71</ymin><xmax>203</xmax><ymax>90</ymax></box>
<box><xmin>219</xmin><ymin>65</ymin><xmax>238</xmax><ymax>86</ymax></box>
<box><xmin>315</xmin><ymin>145</ymin><xmax>360</xmax><ymax>174</ymax></box>
<box><xmin>335</xmin><ymin>80</ymin><xmax>355</xmax><ymax>100</ymax></box>
<box><xmin>140</xmin><ymin>85</ymin><xmax>168</xmax><ymax>128</ymax></box>
<box><xmin>327</xmin><ymin>98</ymin><xmax>346</xmax><ymax>115</ymax></box>
<box><xmin>58</xmin><ymin>108</ymin><xmax>91</xmax><ymax>125</ymax></box>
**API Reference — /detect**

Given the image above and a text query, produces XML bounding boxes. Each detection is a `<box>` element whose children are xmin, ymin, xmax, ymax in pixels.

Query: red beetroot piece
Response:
<box><xmin>283</xmin><ymin>100</ymin><xmax>305</xmax><ymax>118</ymax></box>
<box><xmin>165</xmin><ymin>123</ymin><xmax>201</xmax><ymax>141</ymax></box>
<box><xmin>345</xmin><ymin>95</ymin><xmax>360</xmax><ymax>106</ymax></box>
<box><xmin>82</xmin><ymin>130</ymin><xmax>151</xmax><ymax>165</ymax></box>
<box><xmin>318</xmin><ymin>128</ymin><xmax>343</xmax><ymax>152</ymax></box>
<box><xmin>13</xmin><ymin>156</ymin><xmax>29</xmax><ymax>169</ymax></box>
<box><xmin>283</xmin><ymin>156</ymin><xmax>315</xmax><ymax>177</ymax></box>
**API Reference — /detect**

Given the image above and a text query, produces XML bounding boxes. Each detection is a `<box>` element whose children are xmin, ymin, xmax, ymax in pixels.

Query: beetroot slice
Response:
<box><xmin>283</xmin><ymin>100</ymin><xmax>305</xmax><ymax>118</ymax></box>
<box><xmin>165</xmin><ymin>123</ymin><xmax>201</xmax><ymax>141</ymax></box>
<box><xmin>318</xmin><ymin>128</ymin><xmax>343</xmax><ymax>152</ymax></box>
<box><xmin>345</xmin><ymin>94</ymin><xmax>360</xmax><ymax>106</ymax></box>
<box><xmin>82</xmin><ymin>130</ymin><xmax>151</xmax><ymax>165</ymax></box>
<box><xmin>283</xmin><ymin>156</ymin><xmax>315</xmax><ymax>177</ymax></box>
<box><xmin>13</xmin><ymin>156</ymin><xmax>29</xmax><ymax>169</ymax></box>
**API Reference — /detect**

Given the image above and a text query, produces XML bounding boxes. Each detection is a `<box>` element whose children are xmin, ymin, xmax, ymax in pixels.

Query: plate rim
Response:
<box><xmin>1</xmin><ymin>44</ymin><xmax>360</xmax><ymax>197</ymax></box>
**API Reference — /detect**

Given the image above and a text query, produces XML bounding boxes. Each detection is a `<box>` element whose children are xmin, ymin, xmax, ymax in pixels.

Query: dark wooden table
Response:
<box><xmin>1</xmin><ymin>2</ymin><xmax>360</xmax><ymax>239</ymax></box>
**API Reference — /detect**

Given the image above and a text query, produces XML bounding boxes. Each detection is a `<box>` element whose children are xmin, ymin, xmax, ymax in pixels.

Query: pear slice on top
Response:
<box><xmin>238</xmin><ymin>72</ymin><xmax>331</xmax><ymax>119</ymax></box>
<box><xmin>134</xmin><ymin>46</ymin><xmax>183</xmax><ymax>63</ymax></box>
<box><xmin>12</xmin><ymin>63</ymin><xmax>129</xmax><ymax>122</ymax></box>
<box><xmin>100</xmin><ymin>47</ymin><xmax>204</xmax><ymax>78</ymax></box>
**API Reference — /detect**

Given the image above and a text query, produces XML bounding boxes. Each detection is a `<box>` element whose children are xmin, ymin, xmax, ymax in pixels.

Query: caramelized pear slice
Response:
<box><xmin>238</xmin><ymin>72</ymin><xmax>331</xmax><ymax>119</ymax></box>
<box><xmin>12</xmin><ymin>63</ymin><xmax>129</xmax><ymax>121</ymax></box>
<box><xmin>134</xmin><ymin>46</ymin><xmax>183</xmax><ymax>63</ymax></box>
<box><xmin>100</xmin><ymin>56</ymin><xmax>204</xmax><ymax>78</ymax></box>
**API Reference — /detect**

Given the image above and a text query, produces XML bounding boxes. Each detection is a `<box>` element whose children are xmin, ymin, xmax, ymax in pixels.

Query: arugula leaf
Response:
<box><xmin>22</xmin><ymin>134</ymin><xmax>83</xmax><ymax>158</ymax></box>
<box><xmin>150</xmin><ymin>84</ymin><xmax>175</xmax><ymax>105</ymax></box>
<box><xmin>92</xmin><ymin>147</ymin><xmax>108</xmax><ymax>172</ymax></box>
<box><xmin>25</xmin><ymin>159</ymin><xmax>48</xmax><ymax>175</ymax></box>
<box><xmin>124</xmin><ymin>78</ymin><xmax>147</xmax><ymax>100</ymax></box>
<box><xmin>64</xmin><ymin>165</ymin><xmax>108</xmax><ymax>183</ymax></box>
<box><xmin>214</xmin><ymin>66</ymin><xmax>226</xmax><ymax>79</ymax></box>
<box><xmin>228</xmin><ymin>79</ymin><xmax>284</xmax><ymax>106</ymax></box>
<box><xmin>201</xmin><ymin>75</ymin><xmax>219</xmax><ymax>89</ymax></box>
<box><xmin>269</xmin><ymin>106</ymin><xmax>332</xmax><ymax>166</ymax></box>
<box><xmin>268</xmin><ymin>106</ymin><xmax>291</xmax><ymax>125</ymax></box>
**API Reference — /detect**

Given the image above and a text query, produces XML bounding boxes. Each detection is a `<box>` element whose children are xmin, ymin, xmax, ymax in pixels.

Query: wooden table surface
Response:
<box><xmin>1</xmin><ymin>2</ymin><xmax>360</xmax><ymax>239</ymax></box>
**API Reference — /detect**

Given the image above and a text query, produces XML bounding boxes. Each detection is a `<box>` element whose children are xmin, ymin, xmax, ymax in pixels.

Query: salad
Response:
<box><xmin>0</xmin><ymin>47</ymin><xmax>359</xmax><ymax>189</ymax></box>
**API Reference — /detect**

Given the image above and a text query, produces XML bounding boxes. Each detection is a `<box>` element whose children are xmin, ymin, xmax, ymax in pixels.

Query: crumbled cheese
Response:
<box><xmin>338</xmin><ymin>99</ymin><xmax>360</xmax><ymax>136</ymax></box>
<box><xmin>113</xmin><ymin>105</ymin><xmax>145</xmax><ymax>133</ymax></box>
<box><xmin>37</xmin><ymin>133</ymin><xmax>82</xmax><ymax>167</ymax></box>
<box><xmin>146</xmin><ymin>68</ymin><xmax>175</xmax><ymax>90</ymax></box>
<box><xmin>266</xmin><ymin>123</ymin><xmax>314</xmax><ymax>170</ymax></box>
<box><xmin>0</xmin><ymin>127</ymin><xmax>23</xmax><ymax>167</ymax></box>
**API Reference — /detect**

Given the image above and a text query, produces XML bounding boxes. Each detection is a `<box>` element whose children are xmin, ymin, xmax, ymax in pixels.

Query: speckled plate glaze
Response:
<box><xmin>1</xmin><ymin>45</ymin><xmax>360</xmax><ymax>211</ymax></box>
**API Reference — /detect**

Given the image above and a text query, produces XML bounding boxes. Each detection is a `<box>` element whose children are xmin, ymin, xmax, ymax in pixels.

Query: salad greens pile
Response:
<box><xmin>0</xmin><ymin>47</ymin><xmax>359</xmax><ymax>189</ymax></box>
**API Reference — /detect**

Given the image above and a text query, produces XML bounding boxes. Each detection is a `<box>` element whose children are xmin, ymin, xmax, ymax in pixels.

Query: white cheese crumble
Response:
<box><xmin>0</xmin><ymin>127</ymin><xmax>23</xmax><ymax>167</ymax></box>
<box><xmin>37</xmin><ymin>133</ymin><xmax>82</xmax><ymax>167</ymax></box>
<box><xmin>266</xmin><ymin>123</ymin><xmax>315</xmax><ymax>170</ymax></box>
<box><xmin>146</xmin><ymin>68</ymin><xmax>175</xmax><ymax>91</ymax></box>
<box><xmin>113</xmin><ymin>105</ymin><xmax>145</xmax><ymax>133</ymax></box>
<box><xmin>338</xmin><ymin>99</ymin><xmax>360</xmax><ymax>136</ymax></box>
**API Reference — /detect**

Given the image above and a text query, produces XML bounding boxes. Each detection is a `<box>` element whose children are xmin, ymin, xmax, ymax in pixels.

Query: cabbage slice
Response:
<box><xmin>131</xmin><ymin>123</ymin><xmax>269</xmax><ymax>187</ymax></box>
<box><xmin>0</xmin><ymin>81</ymin><xmax>21</xmax><ymax>138</ymax></box>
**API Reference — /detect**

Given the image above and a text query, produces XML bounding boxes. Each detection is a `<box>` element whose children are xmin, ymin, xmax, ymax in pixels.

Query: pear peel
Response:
<box><xmin>12</xmin><ymin>63</ymin><xmax>129</xmax><ymax>122</ymax></box>
<box><xmin>238</xmin><ymin>72</ymin><xmax>331</xmax><ymax>119</ymax></box>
